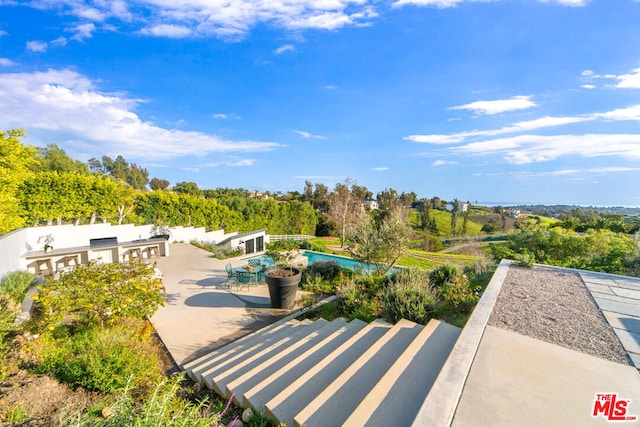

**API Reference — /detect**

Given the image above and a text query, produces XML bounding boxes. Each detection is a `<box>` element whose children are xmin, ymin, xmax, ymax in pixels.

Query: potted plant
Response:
<box><xmin>264</xmin><ymin>240</ymin><xmax>302</xmax><ymax>309</ymax></box>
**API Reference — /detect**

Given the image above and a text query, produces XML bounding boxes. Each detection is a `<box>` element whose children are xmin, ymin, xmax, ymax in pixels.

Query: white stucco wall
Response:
<box><xmin>0</xmin><ymin>228</ymin><xmax>29</xmax><ymax>275</ymax></box>
<box><xmin>0</xmin><ymin>224</ymin><xmax>241</xmax><ymax>277</ymax></box>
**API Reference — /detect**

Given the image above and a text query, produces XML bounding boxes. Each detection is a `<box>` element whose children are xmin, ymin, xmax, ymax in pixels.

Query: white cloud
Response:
<box><xmin>140</xmin><ymin>24</ymin><xmax>193</xmax><ymax>38</ymax></box>
<box><xmin>325</xmin><ymin>85</ymin><xmax>338</xmax><ymax>90</ymax></box>
<box><xmin>0</xmin><ymin>68</ymin><xmax>281</xmax><ymax>160</ymax></box>
<box><xmin>22</xmin><ymin>1</ymin><xmax>380</xmax><ymax>40</ymax></box>
<box><xmin>406</xmin><ymin>134</ymin><xmax>466</xmax><ymax>144</ymax></box>
<box><xmin>26</xmin><ymin>40</ymin><xmax>48</xmax><ymax>52</ymax></box>
<box><xmin>50</xmin><ymin>36</ymin><xmax>68</xmax><ymax>47</ymax></box>
<box><xmin>596</xmin><ymin>104</ymin><xmax>640</xmax><ymax>121</ymax></box>
<box><xmin>451</xmin><ymin>134</ymin><xmax>640</xmax><ymax>164</ymax></box>
<box><xmin>512</xmin><ymin>166</ymin><xmax>640</xmax><ymax>178</ymax></box>
<box><xmin>539</xmin><ymin>0</ymin><xmax>587</xmax><ymax>5</ymax></box>
<box><xmin>580</xmin><ymin>84</ymin><xmax>595</xmax><ymax>89</ymax></box>
<box><xmin>292</xmin><ymin>130</ymin><xmax>327</xmax><ymax>140</ymax></box>
<box><xmin>406</xmin><ymin>115</ymin><xmax>593</xmax><ymax>144</ymax></box>
<box><xmin>450</xmin><ymin>95</ymin><xmax>537</xmax><ymax>115</ymax></box>
<box><xmin>212</xmin><ymin>113</ymin><xmax>240</xmax><ymax>120</ymax></box>
<box><xmin>615</xmin><ymin>68</ymin><xmax>640</xmax><ymax>89</ymax></box>
<box><xmin>69</xmin><ymin>22</ymin><xmax>95</xmax><ymax>41</ymax></box>
<box><xmin>202</xmin><ymin>158</ymin><xmax>256</xmax><ymax>167</ymax></box>
<box><xmin>274</xmin><ymin>44</ymin><xmax>295</xmax><ymax>54</ymax></box>
<box><xmin>0</xmin><ymin>30</ymin><xmax>7</xmax><ymax>36</ymax></box>
<box><xmin>0</xmin><ymin>58</ymin><xmax>15</xmax><ymax>66</ymax></box>
<box><xmin>372</xmin><ymin>167</ymin><xmax>389</xmax><ymax>171</ymax></box>
<box><xmin>393</xmin><ymin>0</ymin><xmax>464</xmax><ymax>8</ymax></box>
<box><xmin>581</xmin><ymin>69</ymin><xmax>594</xmax><ymax>76</ymax></box>
<box><xmin>432</xmin><ymin>160</ymin><xmax>458</xmax><ymax>166</ymax></box>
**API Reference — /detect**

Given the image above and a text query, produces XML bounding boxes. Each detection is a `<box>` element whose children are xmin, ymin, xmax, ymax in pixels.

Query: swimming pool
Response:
<box><xmin>301</xmin><ymin>251</ymin><xmax>401</xmax><ymax>274</ymax></box>
<box><xmin>246</xmin><ymin>251</ymin><xmax>400</xmax><ymax>274</ymax></box>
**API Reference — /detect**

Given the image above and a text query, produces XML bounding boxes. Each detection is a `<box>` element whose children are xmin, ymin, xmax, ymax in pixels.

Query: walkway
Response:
<box><xmin>150</xmin><ymin>243</ymin><xmax>300</xmax><ymax>365</ymax></box>
<box><xmin>580</xmin><ymin>271</ymin><xmax>640</xmax><ymax>368</ymax></box>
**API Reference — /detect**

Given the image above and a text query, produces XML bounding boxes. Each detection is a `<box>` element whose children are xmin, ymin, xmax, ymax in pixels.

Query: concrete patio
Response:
<box><xmin>150</xmin><ymin>243</ymin><xmax>303</xmax><ymax>365</ymax></box>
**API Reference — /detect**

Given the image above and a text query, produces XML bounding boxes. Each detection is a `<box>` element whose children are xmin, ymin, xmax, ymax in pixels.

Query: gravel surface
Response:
<box><xmin>488</xmin><ymin>265</ymin><xmax>629</xmax><ymax>365</ymax></box>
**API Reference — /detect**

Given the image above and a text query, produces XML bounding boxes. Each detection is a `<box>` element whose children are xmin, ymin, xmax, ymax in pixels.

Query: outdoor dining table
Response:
<box><xmin>235</xmin><ymin>264</ymin><xmax>263</xmax><ymax>282</ymax></box>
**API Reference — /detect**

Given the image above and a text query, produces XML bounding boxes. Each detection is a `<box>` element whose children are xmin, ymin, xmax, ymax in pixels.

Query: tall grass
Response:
<box><xmin>0</xmin><ymin>270</ymin><xmax>36</xmax><ymax>304</ymax></box>
<box><xmin>59</xmin><ymin>377</ymin><xmax>226</xmax><ymax>426</ymax></box>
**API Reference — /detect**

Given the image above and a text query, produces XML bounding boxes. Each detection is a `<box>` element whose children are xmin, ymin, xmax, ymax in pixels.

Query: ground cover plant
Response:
<box><xmin>304</xmin><ymin>263</ymin><xmax>489</xmax><ymax>328</ymax></box>
<box><xmin>191</xmin><ymin>240</ymin><xmax>242</xmax><ymax>259</ymax></box>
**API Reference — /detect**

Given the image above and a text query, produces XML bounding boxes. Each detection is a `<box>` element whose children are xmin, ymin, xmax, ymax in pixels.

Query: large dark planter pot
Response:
<box><xmin>265</xmin><ymin>267</ymin><xmax>302</xmax><ymax>309</ymax></box>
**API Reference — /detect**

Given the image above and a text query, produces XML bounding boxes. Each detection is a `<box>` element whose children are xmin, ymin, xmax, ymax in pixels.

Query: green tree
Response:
<box><xmin>149</xmin><ymin>177</ymin><xmax>170</xmax><ymax>191</ymax></box>
<box><xmin>92</xmin><ymin>155</ymin><xmax>149</xmax><ymax>190</ymax></box>
<box><xmin>173</xmin><ymin>181</ymin><xmax>202</xmax><ymax>197</ymax></box>
<box><xmin>349</xmin><ymin>207</ymin><xmax>412</xmax><ymax>274</ymax></box>
<box><xmin>35</xmin><ymin>144</ymin><xmax>89</xmax><ymax>174</ymax></box>
<box><xmin>329</xmin><ymin>179</ymin><xmax>362</xmax><ymax>247</ymax></box>
<box><xmin>0</xmin><ymin>129</ymin><xmax>38</xmax><ymax>233</ymax></box>
<box><xmin>376</xmin><ymin>188</ymin><xmax>400</xmax><ymax>211</ymax></box>
<box><xmin>450</xmin><ymin>198</ymin><xmax>461</xmax><ymax>235</ymax></box>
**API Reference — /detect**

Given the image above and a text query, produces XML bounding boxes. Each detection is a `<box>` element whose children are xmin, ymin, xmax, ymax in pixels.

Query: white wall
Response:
<box><xmin>0</xmin><ymin>224</ymin><xmax>240</xmax><ymax>277</ymax></box>
<box><xmin>0</xmin><ymin>228</ymin><xmax>29</xmax><ymax>275</ymax></box>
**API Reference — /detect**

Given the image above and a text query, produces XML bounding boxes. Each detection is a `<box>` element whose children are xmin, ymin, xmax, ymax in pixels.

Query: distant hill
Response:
<box><xmin>508</xmin><ymin>205</ymin><xmax>640</xmax><ymax>218</ymax></box>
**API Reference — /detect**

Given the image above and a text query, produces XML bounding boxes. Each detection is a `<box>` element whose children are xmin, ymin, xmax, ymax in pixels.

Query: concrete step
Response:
<box><xmin>243</xmin><ymin>319</ymin><xmax>368</xmax><ymax>412</ymax></box>
<box><xmin>293</xmin><ymin>319</ymin><xmax>423</xmax><ymax>427</ymax></box>
<box><xmin>190</xmin><ymin>321</ymin><xmax>307</xmax><ymax>383</ymax></box>
<box><xmin>226</xmin><ymin>318</ymin><xmax>350</xmax><ymax>405</ymax></box>
<box><xmin>182</xmin><ymin>319</ymin><xmax>300</xmax><ymax>373</ymax></box>
<box><xmin>204</xmin><ymin>319</ymin><xmax>330</xmax><ymax>395</ymax></box>
<box><xmin>343</xmin><ymin>319</ymin><xmax>462</xmax><ymax>426</ymax></box>
<box><xmin>264</xmin><ymin>320</ymin><xmax>393</xmax><ymax>427</ymax></box>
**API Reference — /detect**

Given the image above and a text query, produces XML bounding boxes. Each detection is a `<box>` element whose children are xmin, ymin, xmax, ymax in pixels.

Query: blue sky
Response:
<box><xmin>1</xmin><ymin>0</ymin><xmax>639</xmax><ymax>206</ymax></box>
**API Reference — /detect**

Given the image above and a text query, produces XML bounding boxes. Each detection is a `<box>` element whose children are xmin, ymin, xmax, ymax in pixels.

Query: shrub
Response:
<box><xmin>34</xmin><ymin>260</ymin><xmax>165</xmax><ymax>330</ymax></box>
<box><xmin>438</xmin><ymin>280</ymin><xmax>478</xmax><ymax>314</ymax></box>
<box><xmin>31</xmin><ymin>319</ymin><xmax>162</xmax><ymax>393</ymax></box>
<box><xmin>305</xmin><ymin>260</ymin><xmax>343</xmax><ymax>285</ymax></box>
<box><xmin>297</xmin><ymin>240</ymin><xmax>328</xmax><ymax>253</ymax></box>
<box><xmin>428</xmin><ymin>264</ymin><xmax>461</xmax><ymax>289</ymax></box>
<box><xmin>382</xmin><ymin>269</ymin><xmax>438</xmax><ymax>325</ymax></box>
<box><xmin>0</xmin><ymin>270</ymin><xmax>36</xmax><ymax>304</ymax></box>
<box><xmin>190</xmin><ymin>240</ymin><xmax>242</xmax><ymax>259</ymax></box>
<box><xmin>337</xmin><ymin>281</ymin><xmax>380</xmax><ymax>322</ymax></box>
<box><xmin>0</xmin><ymin>295</ymin><xmax>18</xmax><ymax>380</ymax></box>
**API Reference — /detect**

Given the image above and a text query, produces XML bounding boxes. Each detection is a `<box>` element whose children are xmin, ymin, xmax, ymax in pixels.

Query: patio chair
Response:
<box><xmin>235</xmin><ymin>271</ymin><xmax>258</xmax><ymax>291</ymax></box>
<box><xmin>224</xmin><ymin>263</ymin><xmax>236</xmax><ymax>290</ymax></box>
<box><xmin>248</xmin><ymin>258</ymin><xmax>265</xmax><ymax>281</ymax></box>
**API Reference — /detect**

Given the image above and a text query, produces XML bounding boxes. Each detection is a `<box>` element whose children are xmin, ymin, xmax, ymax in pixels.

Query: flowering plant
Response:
<box><xmin>37</xmin><ymin>234</ymin><xmax>54</xmax><ymax>252</ymax></box>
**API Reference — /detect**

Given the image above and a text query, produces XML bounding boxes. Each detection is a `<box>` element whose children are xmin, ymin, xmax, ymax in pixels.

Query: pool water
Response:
<box><xmin>243</xmin><ymin>254</ymin><xmax>274</xmax><ymax>266</ymax></box>
<box><xmin>302</xmin><ymin>251</ymin><xmax>401</xmax><ymax>274</ymax></box>
<box><xmin>246</xmin><ymin>251</ymin><xmax>400</xmax><ymax>274</ymax></box>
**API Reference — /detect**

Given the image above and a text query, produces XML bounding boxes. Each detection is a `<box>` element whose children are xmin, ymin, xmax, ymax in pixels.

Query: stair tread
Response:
<box><xmin>293</xmin><ymin>319</ymin><xmax>423</xmax><ymax>427</ymax></box>
<box><xmin>242</xmin><ymin>319</ymin><xmax>368</xmax><ymax>410</ymax></box>
<box><xmin>191</xmin><ymin>322</ymin><xmax>307</xmax><ymax>383</ymax></box>
<box><xmin>226</xmin><ymin>318</ymin><xmax>350</xmax><ymax>403</ymax></box>
<box><xmin>264</xmin><ymin>319</ymin><xmax>393</xmax><ymax>426</ymax></box>
<box><xmin>182</xmin><ymin>319</ymin><xmax>299</xmax><ymax>371</ymax></box>
<box><xmin>345</xmin><ymin>320</ymin><xmax>462</xmax><ymax>426</ymax></box>
<box><xmin>205</xmin><ymin>319</ymin><xmax>330</xmax><ymax>394</ymax></box>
